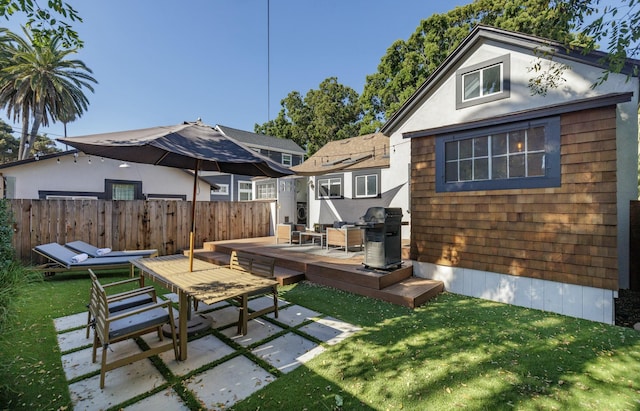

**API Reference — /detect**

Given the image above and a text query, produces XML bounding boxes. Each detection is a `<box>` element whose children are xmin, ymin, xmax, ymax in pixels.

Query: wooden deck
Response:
<box><xmin>189</xmin><ymin>236</ymin><xmax>443</xmax><ymax>309</ymax></box>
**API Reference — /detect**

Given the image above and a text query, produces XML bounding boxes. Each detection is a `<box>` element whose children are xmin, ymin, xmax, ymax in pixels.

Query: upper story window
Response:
<box><xmin>456</xmin><ymin>55</ymin><xmax>510</xmax><ymax>109</ymax></box>
<box><xmin>281</xmin><ymin>153</ymin><xmax>292</xmax><ymax>166</ymax></box>
<box><xmin>238</xmin><ymin>181</ymin><xmax>253</xmax><ymax>201</ymax></box>
<box><xmin>317</xmin><ymin>176</ymin><xmax>343</xmax><ymax>199</ymax></box>
<box><xmin>353</xmin><ymin>170</ymin><xmax>380</xmax><ymax>198</ymax></box>
<box><xmin>256</xmin><ymin>181</ymin><xmax>276</xmax><ymax>200</ymax></box>
<box><xmin>211</xmin><ymin>184</ymin><xmax>229</xmax><ymax>195</ymax></box>
<box><xmin>435</xmin><ymin>117</ymin><xmax>560</xmax><ymax>192</ymax></box>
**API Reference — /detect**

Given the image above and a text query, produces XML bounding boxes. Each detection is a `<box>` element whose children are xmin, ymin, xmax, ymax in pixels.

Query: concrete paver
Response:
<box><xmin>55</xmin><ymin>294</ymin><xmax>360</xmax><ymax>410</ymax></box>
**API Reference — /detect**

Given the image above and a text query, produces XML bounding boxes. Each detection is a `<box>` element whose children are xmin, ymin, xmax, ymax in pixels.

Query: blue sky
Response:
<box><xmin>0</xmin><ymin>0</ymin><xmax>620</xmax><ymax>141</ymax></box>
<box><xmin>0</xmin><ymin>0</ymin><xmax>465</xmax><ymax>140</ymax></box>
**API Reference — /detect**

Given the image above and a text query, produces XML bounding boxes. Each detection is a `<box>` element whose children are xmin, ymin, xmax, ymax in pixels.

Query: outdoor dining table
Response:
<box><xmin>132</xmin><ymin>254</ymin><xmax>279</xmax><ymax>360</ymax></box>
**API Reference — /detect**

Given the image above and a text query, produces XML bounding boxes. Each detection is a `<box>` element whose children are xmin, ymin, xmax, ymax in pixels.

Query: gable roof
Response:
<box><xmin>291</xmin><ymin>133</ymin><xmax>390</xmax><ymax>176</ymax></box>
<box><xmin>381</xmin><ymin>24</ymin><xmax>640</xmax><ymax>135</ymax></box>
<box><xmin>216</xmin><ymin>124</ymin><xmax>305</xmax><ymax>155</ymax></box>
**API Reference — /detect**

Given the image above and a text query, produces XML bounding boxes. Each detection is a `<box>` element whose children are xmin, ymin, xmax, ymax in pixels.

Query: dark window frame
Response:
<box><xmin>456</xmin><ymin>54</ymin><xmax>511</xmax><ymax>109</ymax></box>
<box><xmin>352</xmin><ymin>169</ymin><xmax>381</xmax><ymax>199</ymax></box>
<box><xmin>104</xmin><ymin>179</ymin><xmax>143</xmax><ymax>200</ymax></box>
<box><xmin>435</xmin><ymin>116</ymin><xmax>561</xmax><ymax>192</ymax></box>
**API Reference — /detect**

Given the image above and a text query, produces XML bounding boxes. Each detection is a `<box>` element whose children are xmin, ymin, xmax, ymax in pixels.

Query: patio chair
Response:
<box><xmin>33</xmin><ymin>242</ymin><xmax>141</xmax><ymax>276</ymax></box>
<box><xmin>89</xmin><ymin>269</ymin><xmax>178</xmax><ymax>388</ymax></box>
<box><xmin>86</xmin><ymin>269</ymin><xmax>157</xmax><ymax>338</ymax></box>
<box><xmin>276</xmin><ymin>223</ymin><xmax>301</xmax><ymax>245</ymax></box>
<box><xmin>65</xmin><ymin>240</ymin><xmax>158</xmax><ymax>258</ymax></box>
<box><xmin>229</xmin><ymin>250</ymin><xmax>278</xmax><ymax>333</ymax></box>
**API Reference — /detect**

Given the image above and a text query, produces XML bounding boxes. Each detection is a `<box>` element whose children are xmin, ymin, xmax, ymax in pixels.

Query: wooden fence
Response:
<box><xmin>8</xmin><ymin>199</ymin><xmax>273</xmax><ymax>263</ymax></box>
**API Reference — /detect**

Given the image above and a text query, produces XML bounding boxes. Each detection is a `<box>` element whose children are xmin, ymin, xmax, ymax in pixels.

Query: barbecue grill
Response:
<box><xmin>357</xmin><ymin>207</ymin><xmax>403</xmax><ymax>269</ymax></box>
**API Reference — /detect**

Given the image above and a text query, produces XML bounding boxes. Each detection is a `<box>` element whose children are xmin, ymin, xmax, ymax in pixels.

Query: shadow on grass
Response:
<box><xmin>262</xmin><ymin>283</ymin><xmax>640</xmax><ymax>410</ymax></box>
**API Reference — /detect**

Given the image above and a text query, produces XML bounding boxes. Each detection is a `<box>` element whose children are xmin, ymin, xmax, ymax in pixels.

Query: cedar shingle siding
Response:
<box><xmin>410</xmin><ymin>106</ymin><xmax>618</xmax><ymax>290</ymax></box>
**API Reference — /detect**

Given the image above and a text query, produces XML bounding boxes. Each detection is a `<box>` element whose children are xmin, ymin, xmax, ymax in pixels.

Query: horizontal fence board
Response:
<box><xmin>8</xmin><ymin>199</ymin><xmax>273</xmax><ymax>264</ymax></box>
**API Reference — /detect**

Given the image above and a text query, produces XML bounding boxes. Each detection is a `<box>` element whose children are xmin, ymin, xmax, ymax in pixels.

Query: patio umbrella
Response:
<box><xmin>58</xmin><ymin>120</ymin><xmax>294</xmax><ymax>270</ymax></box>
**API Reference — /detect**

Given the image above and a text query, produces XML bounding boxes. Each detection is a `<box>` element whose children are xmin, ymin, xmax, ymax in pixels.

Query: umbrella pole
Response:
<box><xmin>189</xmin><ymin>159</ymin><xmax>201</xmax><ymax>272</ymax></box>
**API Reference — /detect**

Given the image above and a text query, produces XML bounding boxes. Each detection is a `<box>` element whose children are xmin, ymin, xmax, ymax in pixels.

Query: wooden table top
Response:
<box><xmin>132</xmin><ymin>254</ymin><xmax>278</xmax><ymax>305</ymax></box>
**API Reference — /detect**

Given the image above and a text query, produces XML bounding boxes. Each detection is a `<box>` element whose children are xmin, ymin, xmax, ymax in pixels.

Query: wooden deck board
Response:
<box><xmin>192</xmin><ymin>236</ymin><xmax>443</xmax><ymax>309</ymax></box>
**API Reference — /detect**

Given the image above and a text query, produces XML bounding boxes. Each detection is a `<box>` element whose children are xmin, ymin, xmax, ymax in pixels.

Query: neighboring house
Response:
<box><xmin>381</xmin><ymin>25</ymin><xmax>639</xmax><ymax>324</ymax></box>
<box><xmin>292</xmin><ymin>133</ymin><xmax>408</xmax><ymax>230</ymax></box>
<box><xmin>0</xmin><ymin>150</ymin><xmax>214</xmax><ymax>201</ymax></box>
<box><xmin>200</xmin><ymin>124</ymin><xmax>307</xmax><ymax>226</ymax></box>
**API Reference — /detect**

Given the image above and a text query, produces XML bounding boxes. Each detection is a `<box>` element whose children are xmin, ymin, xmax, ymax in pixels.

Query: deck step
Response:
<box><xmin>306</xmin><ymin>261</ymin><xmax>413</xmax><ymax>290</ymax></box>
<box><xmin>197</xmin><ymin>238</ymin><xmax>443</xmax><ymax>308</ymax></box>
<box><xmin>306</xmin><ymin>273</ymin><xmax>443</xmax><ymax>309</ymax></box>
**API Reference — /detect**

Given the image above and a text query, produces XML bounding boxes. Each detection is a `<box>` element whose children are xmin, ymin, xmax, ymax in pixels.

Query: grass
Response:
<box><xmin>1</xmin><ymin>274</ymin><xmax>640</xmax><ymax>410</ymax></box>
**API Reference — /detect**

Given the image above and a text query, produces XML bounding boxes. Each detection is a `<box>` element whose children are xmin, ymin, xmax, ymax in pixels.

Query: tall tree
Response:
<box><xmin>256</xmin><ymin>77</ymin><xmax>361</xmax><ymax>156</ymax></box>
<box><xmin>358</xmin><ymin>0</ymin><xmax>591</xmax><ymax>134</ymax></box>
<box><xmin>0</xmin><ymin>0</ymin><xmax>83</xmax><ymax>48</ymax></box>
<box><xmin>0</xmin><ymin>117</ymin><xmax>17</xmax><ymax>162</ymax></box>
<box><xmin>0</xmin><ymin>27</ymin><xmax>96</xmax><ymax>159</ymax></box>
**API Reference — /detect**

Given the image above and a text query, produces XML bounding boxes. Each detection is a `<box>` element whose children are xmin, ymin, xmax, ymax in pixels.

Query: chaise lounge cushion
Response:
<box><xmin>35</xmin><ymin>242</ymin><xmax>142</xmax><ymax>268</ymax></box>
<box><xmin>65</xmin><ymin>240</ymin><xmax>157</xmax><ymax>258</ymax></box>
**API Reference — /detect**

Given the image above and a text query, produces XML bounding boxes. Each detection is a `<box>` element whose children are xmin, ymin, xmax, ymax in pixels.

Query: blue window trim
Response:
<box><xmin>435</xmin><ymin>116</ymin><xmax>561</xmax><ymax>192</ymax></box>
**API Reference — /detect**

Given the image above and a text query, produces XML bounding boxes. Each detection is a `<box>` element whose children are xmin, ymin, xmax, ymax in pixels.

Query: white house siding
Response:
<box><xmin>1</xmin><ymin>153</ymin><xmax>211</xmax><ymax>201</ymax></box>
<box><xmin>387</xmin><ymin>30</ymin><xmax>638</xmax><ymax>323</ymax></box>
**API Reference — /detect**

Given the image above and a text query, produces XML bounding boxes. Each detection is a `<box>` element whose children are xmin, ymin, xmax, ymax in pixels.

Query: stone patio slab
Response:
<box><xmin>266</xmin><ymin>304</ymin><xmax>321</xmax><ymax>327</ymax></box>
<box><xmin>69</xmin><ymin>357</ymin><xmax>166</xmax><ymax>410</ymax></box>
<box><xmin>57</xmin><ymin>327</ymin><xmax>92</xmax><ymax>352</ymax></box>
<box><xmin>185</xmin><ymin>355</ymin><xmax>275</xmax><ymax>410</ymax></box>
<box><xmin>298</xmin><ymin>316</ymin><xmax>363</xmax><ymax>345</ymax></box>
<box><xmin>221</xmin><ymin>317</ymin><xmax>283</xmax><ymax>347</ymax></box>
<box><xmin>54</xmin><ymin>311</ymin><xmax>86</xmax><ymax>332</ymax></box>
<box><xmin>251</xmin><ymin>332</ymin><xmax>323</xmax><ymax>373</ymax></box>
<box><xmin>122</xmin><ymin>387</ymin><xmax>190</xmax><ymax>410</ymax></box>
<box><xmin>149</xmin><ymin>334</ymin><xmax>235</xmax><ymax>376</ymax></box>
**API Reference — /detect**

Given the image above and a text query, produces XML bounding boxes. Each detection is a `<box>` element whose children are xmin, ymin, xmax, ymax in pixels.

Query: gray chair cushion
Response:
<box><xmin>108</xmin><ymin>307</ymin><xmax>170</xmax><ymax>339</ymax></box>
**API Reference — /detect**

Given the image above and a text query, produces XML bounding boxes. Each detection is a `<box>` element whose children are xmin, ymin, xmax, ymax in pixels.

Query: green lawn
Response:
<box><xmin>1</xmin><ymin>273</ymin><xmax>639</xmax><ymax>410</ymax></box>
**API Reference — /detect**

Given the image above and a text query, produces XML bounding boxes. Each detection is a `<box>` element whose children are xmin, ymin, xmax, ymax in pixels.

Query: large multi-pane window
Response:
<box><xmin>317</xmin><ymin>177</ymin><xmax>342</xmax><ymax>199</ymax></box>
<box><xmin>436</xmin><ymin>117</ymin><xmax>560</xmax><ymax>192</ymax></box>
<box><xmin>238</xmin><ymin>181</ymin><xmax>253</xmax><ymax>201</ymax></box>
<box><xmin>256</xmin><ymin>181</ymin><xmax>276</xmax><ymax>199</ymax></box>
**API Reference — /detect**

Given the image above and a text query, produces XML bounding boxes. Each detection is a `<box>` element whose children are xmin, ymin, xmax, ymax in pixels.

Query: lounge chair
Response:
<box><xmin>89</xmin><ymin>269</ymin><xmax>178</xmax><ymax>388</ymax></box>
<box><xmin>65</xmin><ymin>240</ymin><xmax>158</xmax><ymax>258</ymax></box>
<box><xmin>33</xmin><ymin>242</ymin><xmax>141</xmax><ymax>276</ymax></box>
<box><xmin>85</xmin><ymin>269</ymin><xmax>156</xmax><ymax>338</ymax></box>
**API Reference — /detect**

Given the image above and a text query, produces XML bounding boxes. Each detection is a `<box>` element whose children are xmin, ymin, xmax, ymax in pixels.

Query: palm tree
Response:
<box><xmin>0</xmin><ymin>28</ymin><xmax>97</xmax><ymax>159</ymax></box>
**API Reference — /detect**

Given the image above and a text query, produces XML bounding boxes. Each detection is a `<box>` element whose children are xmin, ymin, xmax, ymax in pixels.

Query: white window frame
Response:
<box><xmin>456</xmin><ymin>55</ymin><xmax>510</xmax><ymax>109</ymax></box>
<box><xmin>317</xmin><ymin>176</ymin><xmax>342</xmax><ymax>199</ymax></box>
<box><xmin>354</xmin><ymin>174</ymin><xmax>379</xmax><ymax>198</ymax></box>
<box><xmin>256</xmin><ymin>181</ymin><xmax>276</xmax><ymax>200</ymax></box>
<box><xmin>238</xmin><ymin>181</ymin><xmax>253</xmax><ymax>201</ymax></box>
<box><xmin>281</xmin><ymin>153</ymin><xmax>292</xmax><ymax>166</ymax></box>
<box><xmin>211</xmin><ymin>184</ymin><xmax>229</xmax><ymax>195</ymax></box>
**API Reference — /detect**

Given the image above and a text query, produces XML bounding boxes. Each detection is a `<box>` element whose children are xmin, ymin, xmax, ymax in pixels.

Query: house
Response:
<box><xmin>381</xmin><ymin>25</ymin><xmax>639</xmax><ymax>324</ymax></box>
<box><xmin>0</xmin><ymin>150</ymin><xmax>214</xmax><ymax>201</ymax></box>
<box><xmin>200</xmin><ymin>125</ymin><xmax>307</xmax><ymax>226</ymax></box>
<box><xmin>292</xmin><ymin>132</ymin><xmax>409</xmax><ymax>231</ymax></box>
